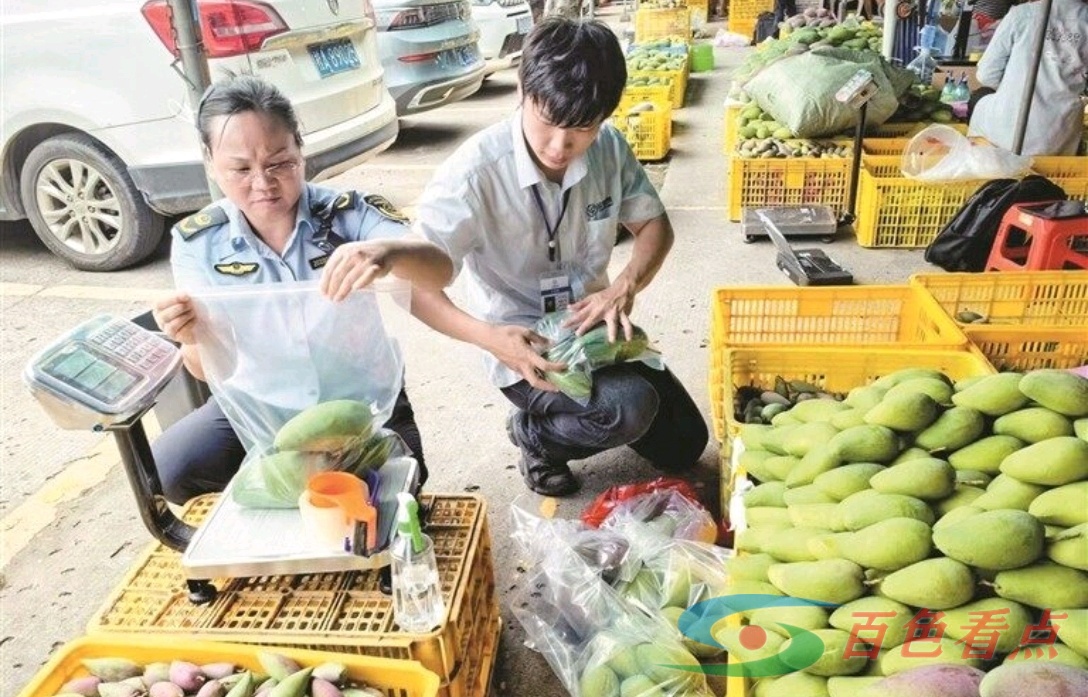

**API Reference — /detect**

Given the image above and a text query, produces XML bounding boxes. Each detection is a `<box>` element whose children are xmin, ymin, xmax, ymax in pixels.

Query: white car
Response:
<box><xmin>471</xmin><ymin>0</ymin><xmax>534</xmax><ymax>75</ymax></box>
<box><xmin>0</xmin><ymin>0</ymin><xmax>399</xmax><ymax>271</ymax></box>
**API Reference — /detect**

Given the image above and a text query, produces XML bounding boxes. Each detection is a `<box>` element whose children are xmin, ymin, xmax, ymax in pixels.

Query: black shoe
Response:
<box><xmin>506</xmin><ymin>410</ymin><xmax>579</xmax><ymax>496</ymax></box>
<box><xmin>516</xmin><ymin>452</ymin><xmax>580</xmax><ymax>497</ymax></box>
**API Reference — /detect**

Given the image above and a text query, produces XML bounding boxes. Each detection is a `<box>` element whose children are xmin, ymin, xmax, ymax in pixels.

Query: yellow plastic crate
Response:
<box><xmin>709</xmin><ymin>346</ymin><xmax>994</xmax><ymax>441</ymax></box>
<box><xmin>727</xmin><ymin>156</ymin><xmax>851</xmax><ymax>221</ymax></box>
<box><xmin>862</xmin><ymin>137</ymin><xmax>910</xmax><ymax>155</ymax></box>
<box><xmin>727</xmin><ymin>0</ymin><xmax>773</xmax><ymax>39</ymax></box>
<box><xmin>964</xmin><ymin>325</ymin><xmax>1088</xmax><ymax>371</ymax></box>
<box><xmin>618</xmin><ymin>83</ymin><xmax>673</xmax><ymax>112</ymax></box>
<box><xmin>723</xmin><ymin>102</ymin><xmax>743</xmax><ymax>154</ymax></box>
<box><xmin>635</xmin><ymin>8</ymin><xmax>692</xmax><ymax>43</ymax></box>
<box><xmin>1033</xmin><ymin>155</ymin><xmax>1088</xmax><ymax>203</ymax></box>
<box><xmin>687</xmin><ymin>0</ymin><xmax>710</xmax><ymax>23</ymax></box>
<box><xmin>629</xmin><ymin>68</ymin><xmax>687</xmax><ymax>108</ymax></box>
<box><xmin>612</xmin><ymin>107</ymin><xmax>671</xmax><ymax>161</ymax></box>
<box><xmin>910</xmin><ymin>271</ymin><xmax>1088</xmax><ymax>327</ymax></box>
<box><xmin>710</xmin><ymin>285</ymin><xmax>968</xmax><ymax>351</ymax></box>
<box><xmin>87</xmin><ymin>495</ymin><xmax>499</xmax><ymax>697</ymax></box>
<box><xmin>17</xmin><ymin>637</ymin><xmax>440</xmax><ymax>697</ymax></box>
<box><xmin>855</xmin><ymin>154</ymin><xmax>987</xmax><ymax>248</ymax></box>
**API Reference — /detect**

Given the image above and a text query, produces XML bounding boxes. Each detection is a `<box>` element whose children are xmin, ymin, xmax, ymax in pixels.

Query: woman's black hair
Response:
<box><xmin>518</xmin><ymin>18</ymin><xmax>627</xmax><ymax>128</ymax></box>
<box><xmin>197</xmin><ymin>75</ymin><xmax>304</xmax><ymax>151</ymax></box>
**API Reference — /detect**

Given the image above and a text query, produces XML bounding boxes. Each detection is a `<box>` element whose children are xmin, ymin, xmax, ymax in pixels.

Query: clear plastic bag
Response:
<box><xmin>187</xmin><ymin>279</ymin><xmax>412</xmax><ymax>508</ymax></box>
<box><xmin>902</xmin><ymin>124</ymin><xmax>1033</xmax><ymax>181</ymax></box>
<box><xmin>534</xmin><ymin>310</ymin><xmax>663</xmax><ymax>404</ymax></box>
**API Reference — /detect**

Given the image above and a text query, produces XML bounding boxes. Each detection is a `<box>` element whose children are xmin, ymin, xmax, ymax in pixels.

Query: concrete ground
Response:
<box><xmin>0</xmin><ymin>8</ymin><xmax>945</xmax><ymax>696</ymax></box>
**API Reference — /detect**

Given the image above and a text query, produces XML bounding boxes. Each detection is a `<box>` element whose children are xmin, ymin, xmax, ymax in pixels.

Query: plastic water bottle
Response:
<box><xmin>939</xmin><ymin>75</ymin><xmax>957</xmax><ymax>104</ymax></box>
<box><xmin>954</xmin><ymin>72</ymin><xmax>971</xmax><ymax>103</ymax></box>
<box><xmin>390</xmin><ymin>493</ymin><xmax>445</xmax><ymax>632</ymax></box>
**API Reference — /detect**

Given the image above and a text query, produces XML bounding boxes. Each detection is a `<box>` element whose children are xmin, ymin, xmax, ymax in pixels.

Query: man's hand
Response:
<box><xmin>484</xmin><ymin>325</ymin><xmax>568</xmax><ymax>392</ymax></box>
<box><xmin>153</xmin><ymin>293</ymin><xmax>198</xmax><ymax>345</ymax></box>
<box><xmin>563</xmin><ymin>279</ymin><xmax>636</xmax><ymax>342</ymax></box>
<box><xmin>320</xmin><ymin>240</ymin><xmax>399</xmax><ymax>301</ymax></box>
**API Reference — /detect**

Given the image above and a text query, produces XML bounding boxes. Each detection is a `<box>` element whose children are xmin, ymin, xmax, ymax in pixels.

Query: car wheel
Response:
<box><xmin>19</xmin><ymin>133</ymin><xmax>165</xmax><ymax>271</ymax></box>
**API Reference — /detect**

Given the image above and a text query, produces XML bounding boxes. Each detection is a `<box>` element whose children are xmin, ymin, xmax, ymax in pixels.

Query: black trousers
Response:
<box><xmin>151</xmin><ymin>387</ymin><xmax>425</xmax><ymax>504</ymax></box>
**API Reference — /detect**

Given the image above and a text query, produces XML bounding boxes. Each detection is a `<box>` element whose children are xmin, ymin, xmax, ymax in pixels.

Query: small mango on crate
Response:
<box><xmin>58</xmin><ymin>652</ymin><xmax>386</xmax><ymax>697</ymax></box>
<box><xmin>734</xmin><ymin>376</ymin><xmax>845</xmax><ymax>425</ymax></box>
<box><xmin>730</xmin><ymin>366</ymin><xmax>1088</xmax><ymax>696</ymax></box>
<box><xmin>737</xmin><ymin>137</ymin><xmax>852</xmax><ymax>159</ymax></box>
<box><xmin>891</xmin><ymin>83</ymin><xmax>957</xmax><ymax>124</ymax></box>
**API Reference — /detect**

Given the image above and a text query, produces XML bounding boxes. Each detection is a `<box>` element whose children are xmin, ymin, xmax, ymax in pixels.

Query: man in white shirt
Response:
<box><xmin>412</xmin><ymin>18</ymin><xmax>708</xmax><ymax>496</ymax></box>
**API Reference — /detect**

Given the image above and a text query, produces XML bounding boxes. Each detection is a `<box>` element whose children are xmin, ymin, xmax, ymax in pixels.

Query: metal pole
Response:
<box><xmin>166</xmin><ymin>0</ymin><xmax>222</xmax><ymax>198</ymax></box>
<box><xmin>881</xmin><ymin>1</ymin><xmax>898</xmax><ymax>59</ymax></box>
<box><xmin>1011</xmin><ymin>0</ymin><xmax>1053</xmax><ymax>155</ymax></box>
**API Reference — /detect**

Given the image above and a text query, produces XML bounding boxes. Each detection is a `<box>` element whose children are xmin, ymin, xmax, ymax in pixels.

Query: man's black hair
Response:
<box><xmin>197</xmin><ymin>75</ymin><xmax>304</xmax><ymax>151</ymax></box>
<box><xmin>518</xmin><ymin>18</ymin><xmax>627</xmax><ymax>128</ymax></box>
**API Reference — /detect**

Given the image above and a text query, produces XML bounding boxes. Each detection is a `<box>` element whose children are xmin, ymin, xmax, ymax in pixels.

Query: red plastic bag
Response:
<box><xmin>581</xmin><ymin>477</ymin><xmax>703</xmax><ymax>529</ymax></box>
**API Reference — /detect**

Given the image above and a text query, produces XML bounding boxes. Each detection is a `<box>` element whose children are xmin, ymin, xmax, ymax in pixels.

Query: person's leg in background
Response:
<box><xmin>382</xmin><ymin>386</ymin><xmax>429</xmax><ymax>487</ymax></box>
<box><xmin>151</xmin><ymin>397</ymin><xmax>245</xmax><ymax>505</ymax></box>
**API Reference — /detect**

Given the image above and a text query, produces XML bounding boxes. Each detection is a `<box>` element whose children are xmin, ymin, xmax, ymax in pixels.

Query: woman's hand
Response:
<box><xmin>320</xmin><ymin>240</ymin><xmax>399</xmax><ymax>301</ymax></box>
<box><xmin>153</xmin><ymin>293</ymin><xmax>198</xmax><ymax>345</ymax></box>
<box><xmin>484</xmin><ymin>325</ymin><xmax>567</xmax><ymax>392</ymax></box>
<box><xmin>562</xmin><ymin>279</ymin><xmax>636</xmax><ymax>342</ymax></box>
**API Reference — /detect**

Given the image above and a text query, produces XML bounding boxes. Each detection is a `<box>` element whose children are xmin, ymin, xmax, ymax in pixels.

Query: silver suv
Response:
<box><xmin>1</xmin><ymin>0</ymin><xmax>399</xmax><ymax>271</ymax></box>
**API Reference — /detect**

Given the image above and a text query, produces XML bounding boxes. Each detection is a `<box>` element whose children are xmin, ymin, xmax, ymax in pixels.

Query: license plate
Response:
<box><xmin>438</xmin><ymin>45</ymin><xmax>478</xmax><ymax>69</ymax></box>
<box><xmin>516</xmin><ymin>15</ymin><xmax>532</xmax><ymax>34</ymax></box>
<box><xmin>308</xmin><ymin>38</ymin><xmax>361</xmax><ymax>78</ymax></box>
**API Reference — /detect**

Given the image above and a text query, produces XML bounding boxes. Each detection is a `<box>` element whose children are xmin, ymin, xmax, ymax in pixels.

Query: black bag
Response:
<box><xmin>753</xmin><ymin>11</ymin><xmax>778</xmax><ymax>43</ymax></box>
<box><xmin>924</xmin><ymin>175</ymin><xmax>1068</xmax><ymax>272</ymax></box>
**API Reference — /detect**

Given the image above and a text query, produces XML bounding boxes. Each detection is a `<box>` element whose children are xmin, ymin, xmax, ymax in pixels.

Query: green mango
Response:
<box><xmin>845</xmin><ymin>385</ymin><xmax>888</xmax><ymax>412</ymax></box>
<box><xmin>948</xmin><ymin>435</ymin><xmax>1025</xmax><ymax>474</ymax></box>
<box><xmin>883</xmin><ymin>378</ymin><xmax>954</xmax><ymax>406</ymax></box>
<box><xmin>767</xmin><ymin>559</ymin><xmax>866</xmax><ymax>604</ymax></box>
<box><xmin>941</xmin><ymin>598</ymin><xmax>1032</xmax><ymax>654</ymax></box>
<box><xmin>994</xmin><ymin>407</ymin><xmax>1074</xmax><ymax>443</ymax></box>
<box><xmin>749</xmin><ymin>604</ymin><xmax>830</xmax><ymax>638</ymax></box>
<box><xmin>933</xmin><ymin>509</ymin><xmax>1045</xmax><ymax>570</ymax></box>
<box><xmin>839</xmin><ymin>517</ymin><xmax>932</xmax><ymax>570</ymax></box>
<box><xmin>874</xmin><ymin>369</ymin><xmax>951</xmax><ymax>390</ymax></box>
<box><xmin>747</xmin><ymin>506</ymin><xmax>794</xmax><ymax>528</ymax></box>
<box><xmin>870</xmin><ymin>458</ymin><xmax>955</xmax><ymax>500</ymax></box>
<box><xmin>864</xmin><ymin>392</ymin><xmax>939</xmax><ymax>432</ymax></box>
<box><xmin>783</xmin><ymin>422</ymin><xmax>842</xmax><ymax>458</ymax></box>
<box><xmin>782</xmin><ymin>629</ymin><xmax>869</xmax><ymax>676</ymax></box>
<box><xmin>993</xmin><ymin>562</ymin><xmax>1088</xmax><ymax>609</ymax></box>
<box><xmin>1054</xmin><ymin>608</ymin><xmax>1088</xmax><ymax>656</ymax></box>
<box><xmin>274</xmin><ymin>399</ymin><xmax>373</xmax><ymax>452</ymax></box>
<box><xmin>1004</xmin><ymin>642</ymin><xmax>1088</xmax><ymax>669</ymax></box>
<box><xmin>791</xmin><ymin>399</ymin><xmax>852</xmax><ymax>423</ymax></box>
<box><xmin>837</xmin><ymin>492</ymin><xmax>935</xmax><ymax>531</ymax></box>
<box><xmin>829</xmin><ymin>425</ymin><xmax>901</xmax><ymax>464</ymax></box>
<box><xmin>830</xmin><ymin>596</ymin><xmax>913</xmax><ymax>648</ymax></box>
<box><xmin>763</xmin><ymin>673</ymin><xmax>829</xmax><ymax>697</ymax></box>
<box><xmin>914</xmin><ymin>407</ymin><xmax>986</xmax><ymax>453</ymax></box>
<box><xmin>579</xmin><ymin>665</ymin><xmax>620</xmax><ymax>697</ymax></box>
<box><xmin>763</xmin><ymin>526</ymin><xmax>828</xmax><ymax>562</ymax></box>
<box><xmin>1018</xmin><ymin>369</ymin><xmax>1088</xmax><ymax>417</ymax></box>
<box><xmin>831</xmin><ymin>408</ymin><xmax>867</xmax><ymax>430</ymax></box>
<box><xmin>813</xmin><ymin>463</ymin><xmax>885</xmax><ymax>500</ymax></box>
<box><xmin>950</xmin><ymin>372</ymin><xmax>1028</xmax><ymax>416</ymax></box>
<box><xmin>999</xmin><ymin>437</ymin><xmax>1088</xmax><ymax>486</ymax></box>
<box><xmin>725</xmin><ymin>552</ymin><xmax>776</xmax><ymax>581</ymax></box>
<box><xmin>891</xmin><ymin>447</ymin><xmax>932</xmax><ymax>465</ymax></box>
<box><xmin>787</xmin><ymin>445</ymin><xmax>845</xmax><ymax>487</ymax></box>
<box><xmin>1047</xmin><ymin>523</ymin><xmax>1088</xmax><ymax>570</ymax></box>
<box><xmin>879</xmin><ymin>638</ymin><xmax>982</xmax><ymax>676</ymax></box>
<box><xmin>789</xmin><ymin>503</ymin><xmax>843</xmax><ymax>530</ymax></box>
<box><xmin>974</xmin><ymin>473</ymin><xmax>1047</xmax><ymax>511</ymax></box>
<box><xmin>934</xmin><ymin>505</ymin><xmax>985</xmax><ymax>531</ymax></box>
<box><xmin>933</xmin><ymin>487</ymin><xmax>986</xmax><ymax>517</ymax></box>
<box><xmin>783</xmin><ymin>485</ymin><xmax>839</xmax><ymax>505</ymax></box>
<box><xmin>744</xmin><ymin>481</ymin><xmax>789</xmax><ymax>508</ymax></box>
<box><xmin>877</xmin><ymin>558</ymin><xmax>975</xmax><ymax>609</ymax></box>
<box><xmin>1028</xmin><ymin>482</ymin><xmax>1088</xmax><ymax>526</ymax></box>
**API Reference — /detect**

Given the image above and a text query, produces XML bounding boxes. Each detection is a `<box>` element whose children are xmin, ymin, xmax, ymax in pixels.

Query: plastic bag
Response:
<box><xmin>902</xmin><ymin>124</ymin><xmax>1033</xmax><ymax>182</ymax></box>
<box><xmin>743</xmin><ymin>48</ymin><xmax>905</xmax><ymax>137</ymax></box>
<box><xmin>582</xmin><ymin>477</ymin><xmax>705</xmax><ymax>528</ymax></box>
<box><xmin>188</xmin><ymin>279</ymin><xmax>411</xmax><ymax>507</ymax></box>
<box><xmin>512</xmin><ymin>531</ymin><xmax>715</xmax><ymax>697</ymax></box>
<box><xmin>535</xmin><ymin>310</ymin><xmax>662</xmax><ymax>404</ymax></box>
<box><xmin>230</xmin><ymin>428</ymin><xmax>408</xmax><ymax>508</ymax></box>
<box><xmin>714</xmin><ymin>28</ymin><xmax>752</xmax><ymax>48</ymax></box>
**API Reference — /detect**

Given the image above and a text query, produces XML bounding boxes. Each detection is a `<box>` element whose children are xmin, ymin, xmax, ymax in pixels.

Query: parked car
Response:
<box><xmin>471</xmin><ymin>0</ymin><xmax>534</xmax><ymax>75</ymax></box>
<box><xmin>371</xmin><ymin>0</ymin><xmax>487</xmax><ymax>115</ymax></box>
<box><xmin>1</xmin><ymin>0</ymin><xmax>399</xmax><ymax>271</ymax></box>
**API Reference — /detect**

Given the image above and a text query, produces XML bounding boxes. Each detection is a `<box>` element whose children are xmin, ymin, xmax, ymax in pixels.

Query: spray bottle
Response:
<box><xmin>391</xmin><ymin>492</ymin><xmax>445</xmax><ymax>632</ymax></box>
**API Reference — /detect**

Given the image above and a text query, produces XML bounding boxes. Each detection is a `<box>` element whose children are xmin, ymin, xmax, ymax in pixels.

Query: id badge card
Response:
<box><xmin>539</xmin><ymin>272</ymin><xmax>574</xmax><ymax>314</ymax></box>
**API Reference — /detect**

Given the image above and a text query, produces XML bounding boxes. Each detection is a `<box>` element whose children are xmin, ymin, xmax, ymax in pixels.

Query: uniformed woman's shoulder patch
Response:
<box><xmin>363</xmin><ymin>194</ymin><xmax>409</xmax><ymax>224</ymax></box>
<box><xmin>177</xmin><ymin>205</ymin><xmax>228</xmax><ymax>240</ymax></box>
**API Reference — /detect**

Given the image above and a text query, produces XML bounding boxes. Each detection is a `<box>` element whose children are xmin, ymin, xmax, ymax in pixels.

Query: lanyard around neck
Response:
<box><xmin>530</xmin><ymin>184</ymin><xmax>572</xmax><ymax>263</ymax></box>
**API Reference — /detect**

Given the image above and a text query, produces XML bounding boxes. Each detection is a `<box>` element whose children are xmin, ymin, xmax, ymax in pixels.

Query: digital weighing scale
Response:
<box><xmin>758</xmin><ymin>211</ymin><xmax>854</xmax><ymax>286</ymax></box>
<box><xmin>25</xmin><ymin>314</ymin><xmax>419</xmax><ymax>602</ymax></box>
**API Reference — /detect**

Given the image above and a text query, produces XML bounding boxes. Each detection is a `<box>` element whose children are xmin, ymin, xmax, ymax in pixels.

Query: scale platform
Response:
<box><xmin>741</xmin><ymin>206</ymin><xmax>839</xmax><ymax>243</ymax></box>
<box><xmin>181</xmin><ymin>457</ymin><xmax>419</xmax><ymax>579</ymax></box>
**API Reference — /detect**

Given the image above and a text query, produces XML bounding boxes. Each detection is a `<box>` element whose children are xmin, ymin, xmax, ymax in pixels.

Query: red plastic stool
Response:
<box><xmin>986</xmin><ymin>200</ymin><xmax>1088</xmax><ymax>271</ymax></box>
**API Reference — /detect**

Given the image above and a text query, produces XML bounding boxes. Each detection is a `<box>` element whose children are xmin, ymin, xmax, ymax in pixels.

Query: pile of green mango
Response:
<box><xmin>890</xmin><ymin>83</ymin><xmax>957</xmax><ymax>124</ymax></box>
<box><xmin>782</xmin><ymin>16</ymin><xmax>883</xmax><ymax>53</ymax></box>
<box><xmin>727</xmin><ymin>367</ymin><xmax>1088</xmax><ymax>696</ymax></box>
<box><xmin>626</xmin><ymin>45</ymin><xmax>688</xmax><ymax>73</ymax></box>
<box><xmin>737</xmin><ymin>138</ymin><xmax>852</xmax><ymax>159</ymax></box>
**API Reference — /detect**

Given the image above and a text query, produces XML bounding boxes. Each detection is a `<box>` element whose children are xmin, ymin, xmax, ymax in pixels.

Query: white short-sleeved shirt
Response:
<box><xmin>414</xmin><ymin>109</ymin><xmax>666</xmax><ymax>387</ymax></box>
